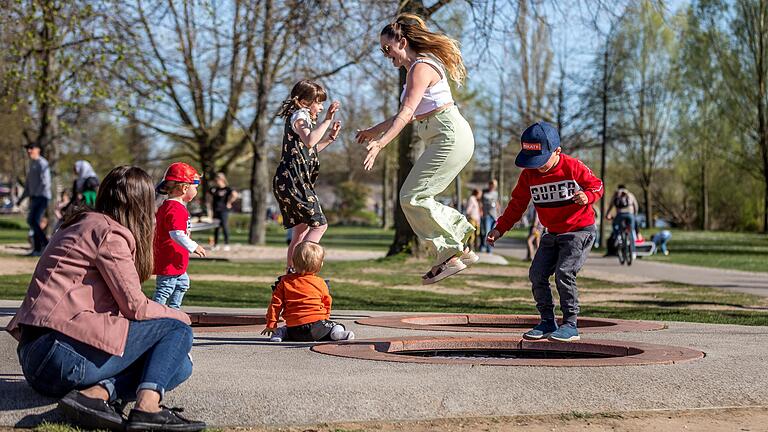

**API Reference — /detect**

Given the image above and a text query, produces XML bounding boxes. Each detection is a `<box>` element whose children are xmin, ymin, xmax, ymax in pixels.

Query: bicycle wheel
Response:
<box><xmin>617</xmin><ymin>232</ymin><xmax>627</xmax><ymax>265</ymax></box>
<box><xmin>624</xmin><ymin>237</ymin><xmax>633</xmax><ymax>266</ymax></box>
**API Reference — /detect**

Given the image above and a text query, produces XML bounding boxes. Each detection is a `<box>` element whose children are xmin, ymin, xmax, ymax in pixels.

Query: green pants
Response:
<box><xmin>400</xmin><ymin>106</ymin><xmax>475</xmax><ymax>265</ymax></box>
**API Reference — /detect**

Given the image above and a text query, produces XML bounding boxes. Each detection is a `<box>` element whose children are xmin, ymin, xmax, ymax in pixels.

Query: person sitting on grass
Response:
<box><xmin>262</xmin><ymin>241</ymin><xmax>354</xmax><ymax>342</ymax></box>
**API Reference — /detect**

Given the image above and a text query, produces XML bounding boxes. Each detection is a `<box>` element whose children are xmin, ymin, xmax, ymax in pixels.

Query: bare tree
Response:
<box><xmin>111</xmin><ymin>0</ymin><xmax>260</xmax><ymax>201</ymax></box>
<box><xmin>699</xmin><ymin>0</ymin><xmax>768</xmax><ymax>232</ymax></box>
<box><xmin>611</xmin><ymin>0</ymin><xmax>678</xmax><ymax>226</ymax></box>
<box><xmin>2</xmin><ymin>0</ymin><xmax>115</xmax><ymax>205</ymax></box>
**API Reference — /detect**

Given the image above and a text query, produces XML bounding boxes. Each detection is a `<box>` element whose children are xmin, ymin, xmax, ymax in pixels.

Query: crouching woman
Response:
<box><xmin>6</xmin><ymin>166</ymin><xmax>205</xmax><ymax>432</ymax></box>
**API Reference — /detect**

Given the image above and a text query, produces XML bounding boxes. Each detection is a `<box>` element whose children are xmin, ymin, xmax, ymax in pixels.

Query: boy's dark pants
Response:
<box><xmin>529</xmin><ymin>227</ymin><xmax>596</xmax><ymax>325</ymax></box>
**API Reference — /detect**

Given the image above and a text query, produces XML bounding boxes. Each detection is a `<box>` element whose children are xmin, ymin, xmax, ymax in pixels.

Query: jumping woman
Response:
<box><xmin>357</xmin><ymin>14</ymin><xmax>477</xmax><ymax>284</ymax></box>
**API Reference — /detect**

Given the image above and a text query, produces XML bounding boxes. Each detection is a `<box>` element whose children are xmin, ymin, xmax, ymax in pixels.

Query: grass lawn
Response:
<box><xmin>642</xmin><ymin>229</ymin><xmax>768</xmax><ymax>273</ymax></box>
<box><xmin>1</xmin><ymin>253</ymin><xmax>764</xmax><ymax>326</ymax></box>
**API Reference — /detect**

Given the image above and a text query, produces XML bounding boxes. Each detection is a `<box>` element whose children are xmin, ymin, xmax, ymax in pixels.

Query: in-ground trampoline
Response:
<box><xmin>356</xmin><ymin>314</ymin><xmax>665</xmax><ymax>333</ymax></box>
<box><xmin>311</xmin><ymin>336</ymin><xmax>704</xmax><ymax>367</ymax></box>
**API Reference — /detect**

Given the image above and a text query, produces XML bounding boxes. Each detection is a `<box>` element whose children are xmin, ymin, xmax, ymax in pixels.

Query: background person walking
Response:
<box><xmin>209</xmin><ymin>172</ymin><xmax>238</xmax><ymax>251</ymax></box>
<box><xmin>17</xmin><ymin>143</ymin><xmax>51</xmax><ymax>256</ymax></box>
<box><xmin>479</xmin><ymin>179</ymin><xmax>500</xmax><ymax>253</ymax></box>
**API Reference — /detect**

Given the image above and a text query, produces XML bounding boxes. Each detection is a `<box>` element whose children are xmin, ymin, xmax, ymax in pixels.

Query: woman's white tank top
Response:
<box><xmin>400</xmin><ymin>56</ymin><xmax>454</xmax><ymax>116</ymax></box>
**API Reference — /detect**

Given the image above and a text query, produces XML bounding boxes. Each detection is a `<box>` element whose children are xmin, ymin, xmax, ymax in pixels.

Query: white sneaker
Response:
<box><xmin>223</xmin><ymin>245</ymin><xmax>231</xmax><ymax>251</ymax></box>
<box><xmin>269</xmin><ymin>327</ymin><xmax>287</xmax><ymax>342</ymax></box>
<box><xmin>345</xmin><ymin>331</ymin><xmax>355</xmax><ymax>340</ymax></box>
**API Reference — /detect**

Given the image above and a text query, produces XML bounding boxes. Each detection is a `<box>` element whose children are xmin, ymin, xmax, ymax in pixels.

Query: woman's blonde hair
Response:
<box><xmin>292</xmin><ymin>241</ymin><xmax>325</xmax><ymax>274</ymax></box>
<box><xmin>381</xmin><ymin>13</ymin><xmax>467</xmax><ymax>85</ymax></box>
<box><xmin>277</xmin><ymin>80</ymin><xmax>328</xmax><ymax>118</ymax></box>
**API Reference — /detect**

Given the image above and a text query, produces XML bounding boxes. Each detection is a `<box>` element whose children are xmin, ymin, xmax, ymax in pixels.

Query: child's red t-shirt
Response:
<box><xmin>495</xmin><ymin>154</ymin><xmax>604</xmax><ymax>235</ymax></box>
<box><xmin>153</xmin><ymin>200</ymin><xmax>191</xmax><ymax>276</ymax></box>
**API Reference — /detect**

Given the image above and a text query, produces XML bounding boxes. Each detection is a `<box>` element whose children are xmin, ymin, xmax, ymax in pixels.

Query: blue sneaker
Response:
<box><xmin>522</xmin><ymin>320</ymin><xmax>558</xmax><ymax>340</ymax></box>
<box><xmin>548</xmin><ymin>323</ymin><xmax>580</xmax><ymax>342</ymax></box>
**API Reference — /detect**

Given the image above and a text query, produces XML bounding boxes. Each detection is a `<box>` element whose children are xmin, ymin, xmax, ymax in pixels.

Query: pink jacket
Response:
<box><xmin>6</xmin><ymin>212</ymin><xmax>190</xmax><ymax>356</ymax></box>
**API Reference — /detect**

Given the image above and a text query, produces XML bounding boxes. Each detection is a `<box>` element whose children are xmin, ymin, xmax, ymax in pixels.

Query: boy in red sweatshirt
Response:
<box><xmin>487</xmin><ymin>122</ymin><xmax>603</xmax><ymax>342</ymax></box>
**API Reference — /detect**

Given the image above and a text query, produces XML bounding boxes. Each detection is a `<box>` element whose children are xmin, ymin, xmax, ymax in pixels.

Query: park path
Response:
<box><xmin>493</xmin><ymin>238</ymin><xmax>768</xmax><ymax>297</ymax></box>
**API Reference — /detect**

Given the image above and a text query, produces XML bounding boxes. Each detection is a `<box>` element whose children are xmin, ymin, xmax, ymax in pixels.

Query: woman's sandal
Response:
<box><xmin>422</xmin><ymin>257</ymin><xmax>467</xmax><ymax>285</ymax></box>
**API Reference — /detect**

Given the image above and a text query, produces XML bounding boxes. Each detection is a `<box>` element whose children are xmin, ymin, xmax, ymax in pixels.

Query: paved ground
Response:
<box><xmin>1</xmin><ymin>301</ymin><xmax>767</xmax><ymax>429</ymax></box>
<box><xmin>493</xmin><ymin>238</ymin><xmax>768</xmax><ymax>297</ymax></box>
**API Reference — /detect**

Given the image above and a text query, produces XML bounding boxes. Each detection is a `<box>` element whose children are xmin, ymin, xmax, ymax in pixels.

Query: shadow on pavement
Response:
<box><xmin>14</xmin><ymin>408</ymin><xmax>64</xmax><ymax>428</ymax></box>
<box><xmin>0</xmin><ymin>307</ymin><xmax>19</xmax><ymax>317</ymax></box>
<box><xmin>0</xmin><ymin>374</ymin><xmax>62</xmax><ymax>428</ymax></box>
<box><xmin>193</xmin><ymin>336</ymin><xmax>317</xmax><ymax>348</ymax></box>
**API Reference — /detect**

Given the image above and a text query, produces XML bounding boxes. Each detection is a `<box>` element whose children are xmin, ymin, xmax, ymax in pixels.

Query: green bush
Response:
<box><xmin>0</xmin><ymin>217</ymin><xmax>27</xmax><ymax>230</ymax></box>
<box><xmin>334</xmin><ymin>181</ymin><xmax>372</xmax><ymax>225</ymax></box>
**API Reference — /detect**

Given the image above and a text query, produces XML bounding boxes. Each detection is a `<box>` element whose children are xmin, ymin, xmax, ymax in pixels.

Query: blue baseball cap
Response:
<box><xmin>515</xmin><ymin>121</ymin><xmax>561</xmax><ymax>168</ymax></box>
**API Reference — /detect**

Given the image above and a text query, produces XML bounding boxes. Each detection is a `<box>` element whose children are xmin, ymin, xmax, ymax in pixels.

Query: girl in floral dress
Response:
<box><xmin>273</xmin><ymin>80</ymin><xmax>341</xmax><ymax>274</ymax></box>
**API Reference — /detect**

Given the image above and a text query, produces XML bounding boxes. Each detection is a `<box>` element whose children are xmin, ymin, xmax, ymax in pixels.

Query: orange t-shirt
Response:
<box><xmin>266</xmin><ymin>273</ymin><xmax>331</xmax><ymax>328</ymax></box>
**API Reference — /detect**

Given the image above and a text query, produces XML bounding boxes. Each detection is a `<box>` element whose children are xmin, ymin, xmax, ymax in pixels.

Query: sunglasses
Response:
<box><xmin>192</xmin><ymin>179</ymin><xmax>200</xmax><ymax>185</ymax></box>
<box><xmin>380</xmin><ymin>44</ymin><xmax>391</xmax><ymax>56</ymax></box>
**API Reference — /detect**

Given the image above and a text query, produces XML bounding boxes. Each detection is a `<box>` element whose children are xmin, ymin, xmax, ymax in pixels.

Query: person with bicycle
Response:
<box><xmin>605</xmin><ymin>184</ymin><xmax>639</xmax><ymax>260</ymax></box>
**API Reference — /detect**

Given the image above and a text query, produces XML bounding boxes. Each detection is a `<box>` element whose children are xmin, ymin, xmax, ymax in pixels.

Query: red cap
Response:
<box><xmin>163</xmin><ymin>162</ymin><xmax>200</xmax><ymax>183</ymax></box>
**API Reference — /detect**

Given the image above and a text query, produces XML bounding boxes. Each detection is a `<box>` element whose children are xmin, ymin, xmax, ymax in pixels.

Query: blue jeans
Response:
<box><xmin>27</xmin><ymin>196</ymin><xmax>49</xmax><ymax>252</ymax></box>
<box><xmin>612</xmin><ymin>213</ymin><xmax>636</xmax><ymax>253</ymax></box>
<box><xmin>17</xmin><ymin>318</ymin><xmax>193</xmax><ymax>401</ymax></box>
<box><xmin>653</xmin><ymin>230</ymin><xmax>672</xmax><ymax>254</ymax></box>
<box><xmin>479</xmin><ymin>215</ymin><xmax>496</xmax><ymax>252</ymax></box>
<box><xmin>154</xmin><ymin>273</ymin><xmax>190</xmax><ymax>309</ymax></box>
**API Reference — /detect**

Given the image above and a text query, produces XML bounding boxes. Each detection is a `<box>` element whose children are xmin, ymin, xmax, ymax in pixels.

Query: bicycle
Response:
<box><xmin>614</xmin><ymin>218</ymin><xmax>634</xmax><ymax>266</ymax></box>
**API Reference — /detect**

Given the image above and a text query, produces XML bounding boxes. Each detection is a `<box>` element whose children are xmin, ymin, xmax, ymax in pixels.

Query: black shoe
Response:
<box><xmin>126</xmin><ymin>406</ymin><xmax>206</xmax><ymax>432</ymax></box>
<box><xmin>58</xmin><ymin>390</ymin><xmax>125</xmax><ymax>431</ymax></box>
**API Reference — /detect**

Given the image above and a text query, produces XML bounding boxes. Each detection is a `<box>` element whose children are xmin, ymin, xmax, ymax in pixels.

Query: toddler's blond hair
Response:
<box><xmin>293</xmin><ymin>241</ymin><xmax>325</xmax><ymax>274</ymax></box>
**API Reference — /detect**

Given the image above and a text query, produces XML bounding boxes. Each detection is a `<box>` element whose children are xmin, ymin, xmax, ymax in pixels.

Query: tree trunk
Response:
<box><xmin>758</xmin><ymin>1</ymin><xmax>768</xmax><ymax>233</ymax></box>
<box><xmin>382</xmin><ymin>156</ymin><xmax>390</xmax><ymax>229</ymax></box>
<box><xmin>387</xmin><ymin>68</ymin><xmax>418</xmax><ymax>256</ymax></box>
<box><xmin>701</xmin><ymin>150</ymin><xmax>709</xmax><ymax>230</ymax></box>
<box><xmin>598</xmin><ymin>44</ymin><xmax>609</xmax><ymax>248</ymax></box>
<box><xmin>247</xmin><ymin>0</ymin><xmax>273</xmax><ymax>245</ymax></box>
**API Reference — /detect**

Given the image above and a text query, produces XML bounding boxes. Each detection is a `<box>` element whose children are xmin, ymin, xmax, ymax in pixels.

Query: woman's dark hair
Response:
<box><xmin>277</xmin><ymin>80</ymin><xmax>328</xmax><ymax>118</ymax></box>
<box><xmin>63</xmin><ymin>166</ymin><xmax>155</xmax><ymax>281</ymax></box>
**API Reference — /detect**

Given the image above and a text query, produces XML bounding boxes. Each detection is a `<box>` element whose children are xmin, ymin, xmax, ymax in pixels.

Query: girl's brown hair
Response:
<box><xmin>61</xmin><ymin>166</ymin><xmax>155</xmax><ymax>281</ymax></box>
<box><xmin>277</xmin><ymin>80</ymin><xmax>328</xmax><ymax>118</ymax></box>
<box><xmin>381</xmin><ymin>14</ymin><xmax>467</xmax><ymax>85</ymax></box>
<box><xmin>95</xmin><ymin>166</ymin><xmax>156</xmax><ymax>281</ymax></box>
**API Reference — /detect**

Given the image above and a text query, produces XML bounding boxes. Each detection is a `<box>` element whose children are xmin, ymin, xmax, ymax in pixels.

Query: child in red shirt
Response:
<box><xmin>153</xmin><ymin>162</ymin><xmax>206</xmax><ymax>309</ymax></box>
<box><xmin>262</xmin><ymin>241</ymin><xmax>354</xmax><ymax>342</ymax></box>
<box><xmin>487</xmin><ymin>122</ymin><xmax>603</xmax><ymax>342</ymax></box>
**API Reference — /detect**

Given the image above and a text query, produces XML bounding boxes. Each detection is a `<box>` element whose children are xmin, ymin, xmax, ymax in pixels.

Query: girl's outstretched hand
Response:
<box><xmin>325</xmin><ymin>100</ymin><xmax>341</xmax><ymax>121</ymax></box>
<box><xmin>364</xmin><ymin>140</ymin><xmax>383</xmax><ymax>171</ymax></box>
<box><xmin>329</xmin><ymin>121</ymin><xmax>342</xmax><ymax>141</ymax></box>
<box><xmin>355</xmin><ymin>128</ymin><xmax>377</xmax><ymax>144</ymax></box>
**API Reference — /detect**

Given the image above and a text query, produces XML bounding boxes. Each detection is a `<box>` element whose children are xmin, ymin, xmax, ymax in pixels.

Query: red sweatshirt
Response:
<box><xmin>495</xmin><ymin>154</ymin><xmax>604</xmax><ymax>235</ymax></box>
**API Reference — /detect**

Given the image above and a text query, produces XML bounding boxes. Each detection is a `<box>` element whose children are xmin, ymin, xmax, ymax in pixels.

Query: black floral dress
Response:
<box><xmin>272</xmin><ymin>109</ymin><xmax>327</xmax><ymax>229</ymax></box>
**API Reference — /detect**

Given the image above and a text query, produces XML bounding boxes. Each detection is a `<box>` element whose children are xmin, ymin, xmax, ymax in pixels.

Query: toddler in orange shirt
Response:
<box><xmin>262</xmin><ymin>241</ymin><xmax>354</xmax><ymax>342</ymax></box>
